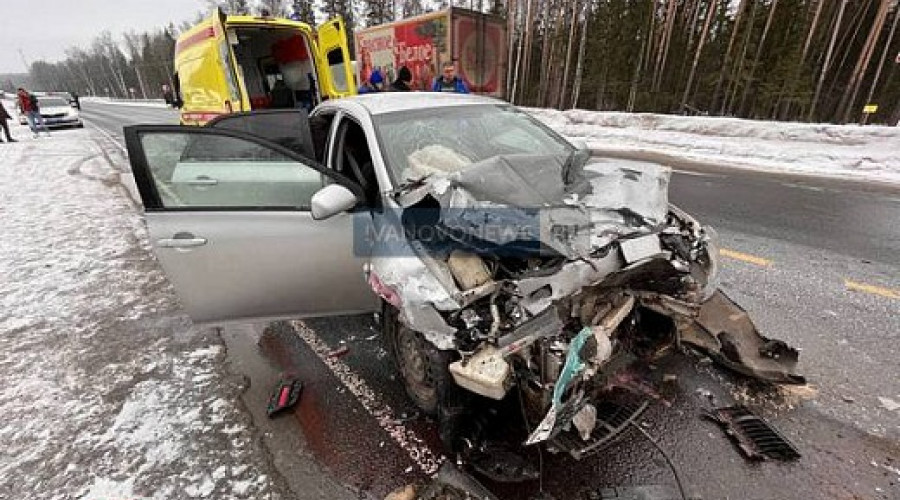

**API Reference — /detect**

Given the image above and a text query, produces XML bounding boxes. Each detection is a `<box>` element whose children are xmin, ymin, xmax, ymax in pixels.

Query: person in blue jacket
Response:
<box><xmin>358</xmin><ymin>69</ymin><xmax>385</xmax><ymax>94</ymax></box>
<box><xmin>432</xmin><ymin>62</ymin><xmax>469</xmax><ymax>93</ymax></box>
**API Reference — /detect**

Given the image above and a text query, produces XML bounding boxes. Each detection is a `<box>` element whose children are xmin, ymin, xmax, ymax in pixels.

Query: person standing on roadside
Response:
<box><xmin>17</xmin><ymin>88</ymin><xmax>50</xmax><ymax>138</ymax></box>
<box><xmin>0</xmin><ymin>100</ymin><xmax>15</xmax><ymax>143</ymax></box>
<box><xmin>431</xmin><ymin>62</ymin><xmax>469</xmax><ymax>94</ymax></box>
<box><xmin>390</xmin><ymin>66</ymin><xmax>413</xmax><ymax>92</ymax></box>
<box><xmin>357</xmin><ymin>69</ymin><xmax>385</xmax><ymax>94</ymax></box>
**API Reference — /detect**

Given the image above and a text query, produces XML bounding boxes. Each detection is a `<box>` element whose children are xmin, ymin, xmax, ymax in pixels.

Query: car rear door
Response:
<box><xmin>124</xmin><ymin>124</ymin><xmax>378</xmax><ymax>325</ymax></box>
<box><xmin>315</xmin><ymin>17</ymin><xmax>356</xmax><ymax>99</ymax></box>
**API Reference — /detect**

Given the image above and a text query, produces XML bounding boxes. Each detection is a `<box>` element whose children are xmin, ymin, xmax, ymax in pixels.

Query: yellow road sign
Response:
<box><xmin>863</xmin><ymin>104</ymin><xmax>878</xmax><ymax>113</ymax></box>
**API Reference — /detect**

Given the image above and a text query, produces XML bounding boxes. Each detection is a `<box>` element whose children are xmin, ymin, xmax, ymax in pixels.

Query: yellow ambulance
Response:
<box><xmin>173</xmin><ymin>9</ymin><xmax>356</xmax><ymax>125</ymax></box>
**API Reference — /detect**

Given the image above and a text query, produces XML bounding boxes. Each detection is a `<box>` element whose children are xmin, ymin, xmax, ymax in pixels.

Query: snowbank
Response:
<box><xmin>81</xmin><ymin>96</ymin><xmax>169</xmax><ymax>108</ymax></box>
<box><xmin>0</xmin><ymin>129</ymin><xmax>279</xmax><ymax>498</ymax></box>
<box><xmin>527</xmin><ymin>108</ymin><xmax>900</xmax><ymax>185</ymax></box>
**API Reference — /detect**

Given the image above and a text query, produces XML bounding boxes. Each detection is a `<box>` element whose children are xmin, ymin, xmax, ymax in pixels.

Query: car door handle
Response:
<box><xmin>186</xmin><ymin>176</ymin><xmax>218</xmax><ymax>186</ymax></box>
<box><xmin>157</xmin><ymin>237</ymin><xmax>208</xmax><ymax>249</ymax></box>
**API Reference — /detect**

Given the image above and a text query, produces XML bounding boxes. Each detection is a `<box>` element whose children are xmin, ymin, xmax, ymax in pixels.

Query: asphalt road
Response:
<box><xmin>81</xmin><ymin>100</ymin><xmax>900</xmax><ymax>500</ymax></box>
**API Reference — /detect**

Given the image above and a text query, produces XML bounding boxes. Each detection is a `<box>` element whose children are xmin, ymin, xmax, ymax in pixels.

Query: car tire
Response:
<box><xmin>383</xmin><ymin>303</ymin><xmax>455</xmax><ymax>416</ymax></box>
<box><xmin>76</xmin><ymin>123</ymin><xmax>84</xmax><ymax>128</ymax></box>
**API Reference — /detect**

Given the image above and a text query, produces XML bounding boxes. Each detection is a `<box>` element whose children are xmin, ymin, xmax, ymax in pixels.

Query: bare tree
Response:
<box><xmin>206</xmin><ymin>0</ymin><xmax>251</xmax><ymax>14</ymax></box>
<box><xmin>839</xmin><ymin>0</ymin><xmax>892</xmax><ymax>122</ymax></box>
<box><xmin>519</xmin><ymin>0</ymin><xmax>536</xmax><ymax>103</ymax></box>
<box><xmin>863</xmin><ymin>2</ymin><xmax>900</xmax><ymax>112</ymax></box>
<box><xmin>651</xmin><ymin>0</ymin><xmax>677</xmax><ymax>92</ymax></box>
<box><xmin>724</xmin><ymin>0</ymin><xmax>759</xmax><ymax>115</ymax></box>
<box><xmin>558</xmin><ymin>0</ymin><xmax>579</xmax><ymax>109</ymax></box>
<box><xmin>739</xmin><ymin>0</ymin><xmax>780</xmax><ymax>116</ymax></box>
<box><xmin>809</xmin><ymin>0</ymin><xmax>848</xmax><ymax>120</ymax></box>
<box><xmin>258</xmin><ymin>0</ymin><xmax>289</xmax><ymax>16</ymax></box>
<box><xmin>800</xmin><ymin>0</ymin><xmax>826</xmax><ymax>64</ymax></box>
<box><xmin>401</xmin><ymin>0</ymin><xmax>424</xmax><ymax>17</ymax></box>
<box><xmin>570</xmin><ymin>0</ymin><xmax>588</xmax><ymax>108</ymax></box>
<box><xmin>682</xmin><ymin>0</ymin><xmax>719</xmax><ymax>109</ymax></box>
<box><xmin>711</xmin><ymin>0</ymin><xmax>748</xmax><ymax>112</ymax></box>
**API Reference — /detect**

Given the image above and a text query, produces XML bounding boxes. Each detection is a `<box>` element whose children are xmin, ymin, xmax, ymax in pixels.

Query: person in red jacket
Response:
<box><xmin>17</xmin><ymin>87</ymin><xmax>50</xmax><ymax>137</ymax></box>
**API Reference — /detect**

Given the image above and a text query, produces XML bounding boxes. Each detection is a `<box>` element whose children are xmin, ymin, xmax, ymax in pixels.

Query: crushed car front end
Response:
<box><xmin>361</xmin><ymin>100</ymin><xmax>803</xmax><ymax>460</ymax></box>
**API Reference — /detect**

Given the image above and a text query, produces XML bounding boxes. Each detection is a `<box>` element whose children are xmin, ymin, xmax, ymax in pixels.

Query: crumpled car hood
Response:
<box><xmin>397</xmin><ymin>153</ymin><xmax>671</xmax><ymax>260</ymax></box>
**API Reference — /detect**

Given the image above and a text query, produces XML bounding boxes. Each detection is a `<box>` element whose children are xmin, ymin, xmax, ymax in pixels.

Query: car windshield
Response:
<box><xmin>40</xmin><ymin>98</ymin><xmax>69</xmax><ymax>107</ymax></box>
<box><xmin>374</xmin><ymin>104</ymin><xmax>574</xmax><ymax>182</ymax></box>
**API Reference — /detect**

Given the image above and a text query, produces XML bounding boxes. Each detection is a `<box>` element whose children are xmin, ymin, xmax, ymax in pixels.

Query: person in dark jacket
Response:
<box><xmin>269</xmin><ymin>78</ymin><xmax>295</xmax><ymax>108</ymax></box>
<box><xmin>431</xmin><ymin>62</ymin><xmax>469</xmax><ymax>93</ymax></box>
<box><xmin>0</xmin><ymin>100</ymin><xmax>15</xmax><ymax>142</ymax></box>
<box><xmin>390</xmin><ymin>66</ymin><xmax>413</xmax><ymax>92</ymax></box>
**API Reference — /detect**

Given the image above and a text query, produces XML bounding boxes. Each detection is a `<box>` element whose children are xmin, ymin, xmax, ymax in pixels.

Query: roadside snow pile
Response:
<box><xmin>81</xmin><ymin>96</ymin><xmax>169</xmax><ymax>108</ymax></box>
<box><xmin>528</xmin><ymin>108</ymin><xmax>900</xmax><ymax>185</ymax></box>
<box><xmin>0</xmin><ymin>128</ymin><xmax>283</xmax><ymax>499</ymax></box>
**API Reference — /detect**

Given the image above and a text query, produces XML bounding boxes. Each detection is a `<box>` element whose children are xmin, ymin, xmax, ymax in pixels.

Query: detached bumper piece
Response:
<box><xmin>703</xmin><ymin>405</ymin><xmax>801</xmax><ymax>461</ymax></box>
<box><xmin>266</xmin><ymin>374</ymin><xmax>303</xmax><ymax>418</ymax></box>
<box><xmin>679</xmin><ymin>291</ymin><xmax>805</xmax><ymax>385</ymax></box>
<box><xmin>552</xmin><ymin>390</ymin><xmax>650</xmax><ymax>460</ymax></box>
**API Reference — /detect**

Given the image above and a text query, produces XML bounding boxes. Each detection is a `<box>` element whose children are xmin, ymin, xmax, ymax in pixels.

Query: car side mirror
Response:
<box><xmin>311</xmin><ymin>184</ymin><xmax>358</xmax><ymax>220</ymax></box>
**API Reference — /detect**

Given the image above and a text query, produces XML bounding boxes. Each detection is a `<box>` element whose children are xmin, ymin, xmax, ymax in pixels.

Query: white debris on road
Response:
<box><xmin>528</xmin><ymin>108</ymin><xmax>900</xmax><ymax>185</ymax></box>
<box><xmin>878</xmin><ymin>397</ymin><xmax>900</xmax><ymax>412</ymax></box>
<box><xmin>0</xmin><ymin>130</ymin><xmax>283</xmax><ymax>499</ymax></box>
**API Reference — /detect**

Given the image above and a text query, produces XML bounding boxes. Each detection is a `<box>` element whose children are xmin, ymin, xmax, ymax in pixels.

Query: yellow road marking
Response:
<box><xmin>844</xmin><ymin>280</ymin><xmax>900</xmax><ymax>300</ymax></box>
<box><xmin>720</xmin><ymin>248</ymin><xmax>773</xmax><ymax>267</ymax></box>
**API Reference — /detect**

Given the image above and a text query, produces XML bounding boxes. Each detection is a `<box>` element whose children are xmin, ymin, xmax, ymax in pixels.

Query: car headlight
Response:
<box><xmin>700</xmin><ymin>225</ymin><xmax>721</xmax><ymax>301</ymax></box>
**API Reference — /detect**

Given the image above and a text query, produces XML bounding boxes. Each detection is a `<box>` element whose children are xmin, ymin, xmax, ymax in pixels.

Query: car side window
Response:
<box><xmin>138</xmin><ymin>131</ymin><xmax>326</xmax><ymax>210</ymax></box>
<box><xmin>326</xmin><ymin>49</ymin><xmax>349</xmax><ymax>94</ymax></box>
<box><xmin>309</xmin><ymin>111</ymin><xmax>336</xmax><ymax>163</ymax></box>
<box><xmin>332</xmin><ymin>117</ymin><xmax>380</xmax><ymax>208</ymax></box>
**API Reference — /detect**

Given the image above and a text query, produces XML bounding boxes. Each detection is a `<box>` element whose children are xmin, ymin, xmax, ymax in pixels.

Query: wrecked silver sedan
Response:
<box><xmin>123</xmin><ymin>93</ymin><xmax>802</xmax><ymax>463</ymax></box>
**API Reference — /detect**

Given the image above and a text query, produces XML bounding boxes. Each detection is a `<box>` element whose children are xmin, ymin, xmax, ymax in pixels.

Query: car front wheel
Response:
<box><xmin>383</xmin><ymin>304</ymin><xmax>455</xmax><ymax>415</ymax></box>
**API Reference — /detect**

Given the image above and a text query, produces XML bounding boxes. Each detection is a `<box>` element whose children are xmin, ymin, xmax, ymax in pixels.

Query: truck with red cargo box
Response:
<box><xmin>354</xmin><ymin>8</ymin><xmax>507</xmax><ymax>97</ymax></box>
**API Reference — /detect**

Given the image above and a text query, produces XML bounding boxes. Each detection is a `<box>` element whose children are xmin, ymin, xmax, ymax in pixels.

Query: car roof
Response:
<box><xmin>345</xmin><ymin>92</ymin><xmax>507</xmax><ymax>116</ymax></box>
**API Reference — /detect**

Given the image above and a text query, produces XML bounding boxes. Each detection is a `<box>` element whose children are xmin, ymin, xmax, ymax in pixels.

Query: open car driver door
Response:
<box><xmin>123</xmin><ymin>124</ymin><xmax>378</xmax><ymax>325</ymax></box>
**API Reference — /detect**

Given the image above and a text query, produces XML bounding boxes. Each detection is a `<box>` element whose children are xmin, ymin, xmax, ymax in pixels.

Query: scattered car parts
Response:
<box><xmin>375</xmin><ymin>150</ymin><xmax>804</xmax><ymax>458</ymax></box>
<box><xmin>703</xmin><ymin>405</ymin><xmax>801</xmax><ymax>461</ymax></box>
<box><xmin>416</xmin><ymin>462</ymin><xmax>501</xmax><ymax>500</ymax></box>
<box><xmin>266</xmin><ymin>373</ymin><xmax>303</xmax><ymax>418</ymax></box>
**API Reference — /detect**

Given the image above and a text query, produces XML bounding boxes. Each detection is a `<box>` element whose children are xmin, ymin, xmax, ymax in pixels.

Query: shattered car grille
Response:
<box><xmin>551</xmin><ymin>389</ymin><xmax>650</xmax><ymax>460</ymax></box>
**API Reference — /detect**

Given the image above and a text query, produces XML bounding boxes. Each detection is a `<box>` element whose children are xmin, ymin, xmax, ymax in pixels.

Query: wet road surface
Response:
<box><xmin>80</xmin><ymin>100</ymin><xmax>900</xmax><ymax>499</ymax></box>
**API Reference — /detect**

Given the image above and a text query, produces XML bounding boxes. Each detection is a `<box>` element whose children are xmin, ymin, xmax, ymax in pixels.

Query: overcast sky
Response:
<box><xmin>0</xmin><ymin>0</ymin><xmax>208</xmax><ymax>73</ymax></box>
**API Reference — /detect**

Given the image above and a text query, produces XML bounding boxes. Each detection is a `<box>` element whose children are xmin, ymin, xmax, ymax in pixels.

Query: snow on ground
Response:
<box><xmin>0</xmin><ymin>123</ymin><xmax>284</xmax><ymax>499</ymax></box>
<box><xmin>528</xmin><ymin>108</ymin><xmax>900</xmax><ymax>185</ymax></box>
<box><xmin>80</xmin><ymin>97</ymin><xmax>169</xmax><ymax>108</ymax></box>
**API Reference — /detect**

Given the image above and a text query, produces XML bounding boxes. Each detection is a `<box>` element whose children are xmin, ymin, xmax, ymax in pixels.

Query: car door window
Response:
<box><xmin>136</xmin><ymin>130</ymin><xmax>327</xmax><ymax>210</ymax></box>
<box><xmin>331</xmin><ymin>117</ymin><xmax>380</xmax><ymax>206</ymax></box>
